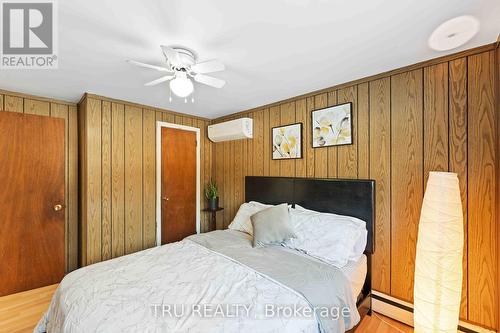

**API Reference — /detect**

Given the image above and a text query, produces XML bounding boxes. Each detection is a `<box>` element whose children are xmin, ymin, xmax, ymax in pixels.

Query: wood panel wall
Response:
<box><xmin>0</xmin><ymin>90</ymin><xmax>78</xmax><ymax>273</ymax></box>
<box><xmin>212</xmin><ymin>47</ymin><xmax>498</xmax><ymax>329</ymax></box>
<box><xmin>78</xmin><ymin>94</ymin><xmax>213</xmax><ymax>266</ymax></box>
<box><xmin>496</xmin><ymin>44</ymin><xmax>500</xmax><ymax>333</ymax></box>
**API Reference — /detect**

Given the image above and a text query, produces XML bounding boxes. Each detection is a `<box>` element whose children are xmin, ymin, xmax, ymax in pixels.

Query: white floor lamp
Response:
<box><xmin>414</xmin><ymin>172</ymin><xmax>464</xmax><ymax>333</ymax></box>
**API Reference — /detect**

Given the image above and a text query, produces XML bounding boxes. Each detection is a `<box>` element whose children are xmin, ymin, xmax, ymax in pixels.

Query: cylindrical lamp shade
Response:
<box><xmin>414</xmin><ymin>172</ymin><xmax>463</xmax><ymax>333</ymax></box>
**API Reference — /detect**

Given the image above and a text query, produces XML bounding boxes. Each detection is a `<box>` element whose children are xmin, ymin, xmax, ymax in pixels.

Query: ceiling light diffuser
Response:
<box><xmin>169</xmin><ymin>72</ymin><xmax>194</xmax><ymax>98</ymax></box>
<box><xmin>428</xmin><ymin>15</ymin><xmax>479</xmax><ymax>51</ymax></box>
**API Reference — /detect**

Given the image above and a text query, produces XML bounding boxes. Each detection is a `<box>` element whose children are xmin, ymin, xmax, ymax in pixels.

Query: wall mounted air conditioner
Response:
<box><xmin>208</xmin><ymin>118</ymin><xmax>253</xmax><ymax>142</ymax></box>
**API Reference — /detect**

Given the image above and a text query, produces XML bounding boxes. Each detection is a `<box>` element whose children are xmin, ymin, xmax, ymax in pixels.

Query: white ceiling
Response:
<box><xmin>1</xmin><ymin>0</ymin><xmax>499</xmax><ymax>119</ymax></box>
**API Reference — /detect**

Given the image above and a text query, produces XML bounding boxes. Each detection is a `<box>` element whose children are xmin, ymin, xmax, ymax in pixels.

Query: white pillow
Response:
<box><xmin>249</xmin><ymin>201</ymin><xmax>273</xmax><ymax>209</ymax></box>
<box><xmin>285</xmin><ymin>206</ymin><xmax>367</xmax><ymax>267</ymax></box>
<box><xmin>292</xmin><ymin>205</ymin><xmax>367</xmax><ymax>260</ymax></box>
<box><xmin>228</xmin><ymin>202</ymin><xmax>272</xmax><ymax>236</ymax></box>
<box><xmin>252</xmin><ymin>201</ymin><xmax>293</xmax><ymax>210</ymax></box>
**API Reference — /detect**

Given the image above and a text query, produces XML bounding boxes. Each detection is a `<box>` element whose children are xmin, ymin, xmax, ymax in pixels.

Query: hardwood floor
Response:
<box><xmin>0</xmin><ymin>284</ymin><xmax>58</xmax><ymax>333</ymax></box>
<box><xmin>0</xmin><ymin>284</ymin><xmax>413</xmax><ymax>333</ymax></box>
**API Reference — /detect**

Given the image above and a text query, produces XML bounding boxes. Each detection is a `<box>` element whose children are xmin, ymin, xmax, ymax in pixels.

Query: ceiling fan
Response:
<box><xmin>127</xmin><ymin>45</ymin><xmax>226</xmax><ymax>101</ymax></box>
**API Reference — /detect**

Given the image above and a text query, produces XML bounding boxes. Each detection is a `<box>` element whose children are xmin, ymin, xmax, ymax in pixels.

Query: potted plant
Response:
<box><xmin>204</xmin><ymin>179</ymin><xmax>219</xmax><ymax>210</ymax></box>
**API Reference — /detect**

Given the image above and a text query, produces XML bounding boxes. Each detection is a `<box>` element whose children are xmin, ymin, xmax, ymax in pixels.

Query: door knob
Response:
<box><xmin>54</xmin><ymin>204</ymin><xmax>63</xmax><ymax>211</ymax></box>
<box><xmin>162</xmin><ymin>197</ymin><xmax>169</xmax><ymax>201</ymax></box>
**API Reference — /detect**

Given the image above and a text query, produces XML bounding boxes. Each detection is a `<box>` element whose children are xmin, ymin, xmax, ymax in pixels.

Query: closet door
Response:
<box><xmin>160</xmin><ymin>127</ymin><xmax>197</xmax><ymax>244</ymax></box>
<box><xmin>0</xmin><ymin>112</ymin><xmax>65</xmax><ymax>296</ymax></box>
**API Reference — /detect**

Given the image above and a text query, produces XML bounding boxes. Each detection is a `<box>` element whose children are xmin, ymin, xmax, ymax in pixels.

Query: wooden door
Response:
<box><xmin>161</xmin><ymin>127</ymin><xmax>197</xmax><ymax>244</ymax></box>
<box><xmin>0</xmin><ymin>112</ymin><xmax>65</xmax><ymax>296</ymax></box>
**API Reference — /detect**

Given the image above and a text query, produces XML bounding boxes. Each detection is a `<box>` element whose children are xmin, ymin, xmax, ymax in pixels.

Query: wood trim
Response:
<box><xmin>81</xmin><ymin>93</ymin><xmax>210</xmax><ymax>121</ymax></box>
<box><xmin>0</xmin><ymin>89</ymin><xmax>75</xmax><ymax>107</ymax></box>
<box><xmin>4</xmin><ymin>95</ymin><xmax>23</xmax><ymax>113</ymax></box>
<box><xmin>213</xmin><ymin>43</ymin><xmax>497</xmax><ymax>122</ymax></box>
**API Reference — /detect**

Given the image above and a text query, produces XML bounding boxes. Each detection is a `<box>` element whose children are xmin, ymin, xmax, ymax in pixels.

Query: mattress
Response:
<box><xmin>278</xmin><ymin>245</ymin><xmax>367</xmax><ymax>299</ymax></box>
<box><xmin>342</xmin><ymin>255</ymin><xmax>367</xmax><ymax>299</ymax></box>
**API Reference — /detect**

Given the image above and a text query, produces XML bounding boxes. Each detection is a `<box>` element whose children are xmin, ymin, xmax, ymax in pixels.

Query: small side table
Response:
<box><xmin>202</xmin><ymin>207</ymin><xmax>224</xmax><ymax>232</ymax></box>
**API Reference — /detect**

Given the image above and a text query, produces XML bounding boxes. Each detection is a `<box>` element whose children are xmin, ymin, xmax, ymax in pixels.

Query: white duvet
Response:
<box><xmin>36</xmin><ymin>239</ymin><xmax>321</xmax><ymax>333</ymax></box>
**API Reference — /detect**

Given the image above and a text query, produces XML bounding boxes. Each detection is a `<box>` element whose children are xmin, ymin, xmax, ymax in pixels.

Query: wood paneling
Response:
<box><xmin>124</xmin><ymin>105</ymin><xmax>143</xmax><ymax>254</ymax></box>
<box><xmin>449</xmin><ymin>57</ymin><xmax>469</xmax><ymax>318</ymax></box>
<box><xmin>101</xmin><ymin>101</ymin><xmax>112</xmax><ymax>261</ymax></box>
<box><xmin>337</xmin><ymin>87</ymin><xmax>358</xmax><ymax>178</ymax></box>
<box><xmin>305</xmin><ymin>97</ymin><xmax>315</xmax><ymax>177</ymax></box>
<box><xmin>313</xmin><ymin>94</ymin><xmax>328</xmax><ymax>177</ymax></box>
<box><xmin>369</xmin><ymin>77</ymin><xmax>391</xmax><ymax>294</ymax></box>
<box><xmin>269</xmin><ymin>106</ymin><xmax>281</xmax><ymax>176</ymax></box>
<box><xmin>0</xmin><ymin>92</ymin><xmax>78</xmax><ymax>273</ymax></box>
<box><xmin>143</xmin><ymin>109</ymin><xmax>156</xmax><ymax>248</ymax></box>
<box><xmin>295</xmin><ymin>99</ymin><xmax>307</xmax><ymax>177</ymax></box>
<box><xmin>223</xmin><ymin>140</ymin><xmax>231</xmax><ymax>226</ymax></box>
<box><xmin>111</xmin><ymin>103</ymin><xmax>125</xmax><ymax>258</ymax></box>
<box><xmin>210</xmin><ymin>48</ymin><xmax>499</xmax><ymax>328</ymax></box>
<box><xmin>263</xmin><ymin>108</ymin><xmax>271</xmax><ymax>176</ymax></box>
<box><xmin>423</xmin><ymin>63</ymin><xmax>449</xmax><ymax>184</ymax></box>
<box><xmin>85</xmin><ymin>98</ymin><xmax>102</xmax><ymax>264</ymax></box>
<box><xmin>253</xmin><ymin>110</ymin><xmax>264</xmax><ymax>176</ymax></box>
<box><xmin>215</xmin><ymin>135</ymin><xmax>224</xmax><ymax>230</ymax></box>
<box><xmin>390</xmin><ymin>69</ymin><xmax>423</xmax><ymax>302</ymax></box>
<box><xmin>79</xmin><ymin>94</ymin><xmax>213</xmax><ymax>264</ymax></box>
<box><xmin>467</xmin><ymin>51</ymin><xmax>497</xmax><ymax>328</ymax></box>
<box><xmin>496</xmin><ymin>46</ymin><xmax>500</xmax><ymax>333</ymax></box>
<box><xmin>279</xmin><ymin>102</ymin><xmax>296</xmax><ymax>177</ymax></box>
<box><xmin>357</xmin><ymin>83</ymin><xmax>369</xmax><ymax>179</ymax></box>
<box><xmin>326</xmin><ymin>92</ymin><xmax>338</xmax><ymax>178</ymax></box>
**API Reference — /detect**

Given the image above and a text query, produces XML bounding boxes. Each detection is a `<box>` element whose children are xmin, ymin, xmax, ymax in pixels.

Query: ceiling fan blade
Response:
<box><xmin>194</xmin><ymin>74</ymin><xmax>226</xmax><ymax>88</ymax></box>
<box><xmin>191</xmin><ymin>60</ymin><xmax>225</xmax><ymax>74</ymax></box>
<box><xmin>127</xmin><ymin>60</ymin><xmax>172</xmax><ymax>72</ymax></box>
<box><xmin>161</xmin><ymin>45</ymin><xmax>181</xmax><ymax>66</ymax></box>
<box><xmin>144</xmin><ymin>75</ymin><xmax>174</xmax><ymax>86</ymax></box>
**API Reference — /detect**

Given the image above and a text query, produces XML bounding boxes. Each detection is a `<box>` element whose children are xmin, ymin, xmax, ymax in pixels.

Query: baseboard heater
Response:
<box><xmin>372</xmin><ymin>291</ymin><xmax>495</xmax><ymax>333</ymax></box>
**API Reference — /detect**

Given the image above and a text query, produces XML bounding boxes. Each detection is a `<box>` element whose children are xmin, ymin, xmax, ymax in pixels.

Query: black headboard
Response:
<box><xmin>245</xmin><ymin>176</ymin><xmax>375</xmax><ymax>254</ymax></box>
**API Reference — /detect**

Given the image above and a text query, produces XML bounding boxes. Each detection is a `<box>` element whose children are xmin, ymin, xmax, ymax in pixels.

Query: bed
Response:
<box><xmin>36</xmin><ymin>176</ymin><xmax>375</xmax><ymax>333</ymax></box>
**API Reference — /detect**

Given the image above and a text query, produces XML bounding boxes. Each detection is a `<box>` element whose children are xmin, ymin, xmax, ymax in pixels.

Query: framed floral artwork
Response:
<box><xmin>272</xmin><ymin>123</ymin><xmax>302</xmax><ymax>160</ymax></box>
<box><xmin>311</xmin><ymin>102</ymin><xmax>352</xmax><ymax>147</ymax></box>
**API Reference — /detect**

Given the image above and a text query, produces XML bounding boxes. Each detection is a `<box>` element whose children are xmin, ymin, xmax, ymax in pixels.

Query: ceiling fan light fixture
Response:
<box><xmin>169</xmin><ymin>72</ymin><xmax>194</xmax><ymax>98</ymax></box>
